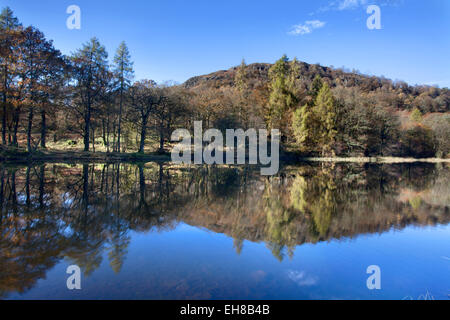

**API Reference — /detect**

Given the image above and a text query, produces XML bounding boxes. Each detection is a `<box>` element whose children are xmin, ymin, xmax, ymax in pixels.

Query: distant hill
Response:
<box><xmin>184</xmin><ymin>61</ymin><xmax>450</xmax><ymax>113</ymax></box>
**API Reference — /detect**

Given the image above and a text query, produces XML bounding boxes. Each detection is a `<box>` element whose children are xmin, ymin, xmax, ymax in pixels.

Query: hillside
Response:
<box><xmin>184</xmin><ymin>61</ymin><xmax>450</xmax><ymax>113</ymax></box>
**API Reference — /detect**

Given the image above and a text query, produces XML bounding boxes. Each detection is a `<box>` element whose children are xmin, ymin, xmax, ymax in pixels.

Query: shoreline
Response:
<box><xmin>300</xmin><ymin>157</ymin><xmax>450</xmax><ymax>163</ymax></box>
<box><xmin>0</xmin><ymin>149</ymin><xmax>449</xmax><ymax>164</ymax></box>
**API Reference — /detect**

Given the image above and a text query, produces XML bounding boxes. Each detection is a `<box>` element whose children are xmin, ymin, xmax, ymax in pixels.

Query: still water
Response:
<box><xmin>0</xmin><ymin>162</ymin><xmax>449</xmax><ymax>300</ymax></box>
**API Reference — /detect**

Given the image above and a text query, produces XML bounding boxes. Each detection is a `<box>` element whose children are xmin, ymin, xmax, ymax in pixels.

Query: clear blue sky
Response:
<box><xmin>2</xmin><ymin>0</ymin><xmax>449</xmax><ymax>87</ymax></box>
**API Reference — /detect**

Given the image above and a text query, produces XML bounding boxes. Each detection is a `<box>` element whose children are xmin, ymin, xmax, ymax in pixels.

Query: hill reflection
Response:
<box><xmin>0</xmin><ymin>162</ymin><xmax>449</xmax><ymax>298</ymax></box>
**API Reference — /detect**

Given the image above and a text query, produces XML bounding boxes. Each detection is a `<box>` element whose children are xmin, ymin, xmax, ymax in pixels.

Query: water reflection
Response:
<box><xmin>0</xmin><ymin>162</ymin><xmax>449</xmax><ymax>299</ymax></box>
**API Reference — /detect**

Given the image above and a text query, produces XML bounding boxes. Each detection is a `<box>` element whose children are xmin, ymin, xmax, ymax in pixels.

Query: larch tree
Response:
<box><xmin>70</xmin><ymin>37</ymin><xmax>109</xmax><ymax>152</ymax></box>
<box><xmin>234</xmin><ymin>59</ymin><xmax>249</xmax><ymax>127</ymax></box>
<box><xmin>292</xmin><ymin>78</ymin><xmax>338</xmax><ymax>155</ymax></box>
<box><xmin>19</xmin><ymin>26</ymin><xmax>62</xmax><ymax>151</ymax></box>
<box><xmin>0</xmin><ymin>7</ymin><xmax>21</xmax><ymax>145</ymax></box>
<box><xmin>113</xmin><ymin>41</ymin><xmax>134</xmax><ymax>153</ymax></box>
<box><xmin>315</xmin><ymin>83</ymin><xmax>338</xmax><ymax>155</ymax></box>
<box><xmin>267</xmin><ymin>55</ymin><xmax>298</xmax><ymax>138</ymax></box>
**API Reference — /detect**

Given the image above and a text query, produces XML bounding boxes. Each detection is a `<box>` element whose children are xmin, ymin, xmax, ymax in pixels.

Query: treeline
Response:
<box><xmin>192</xmin><ymin>56</ymin><xmax>450</xmax><ymax>158</ymax></box>
<box><xmin>1</xmin><ymin>7</ymin><xmax>449</xmax><ymax>158</ymax></box>
<box><xmin>0</xmin><ymin>7</ymin><xmax>193</xmax><ymax>154</ymax></box>
<box><xmin>264</xmin><ymin>55</ymin><xmax>450</xmax><ymax>157</ymax></box>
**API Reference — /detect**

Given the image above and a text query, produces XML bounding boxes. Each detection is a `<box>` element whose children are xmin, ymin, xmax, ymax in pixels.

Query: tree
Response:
<box><xmin>18</xmin><ymin>27</ymin><xmax>63</xmax><ymax>151</ymax></box>
<box><xmin>38</xmin><ymin>52</ymin><xmax>66</xmax><ymax>148</ymax></box>
<box><xmin>153</xmin><ymin>85</ymin><xmax>189</xmax><ymax>153</ymax></box>
<box><xmin>309</xmin><ymin>74</ymin><xmax>323</xmax><ymax>104</ymax></box>
<box><xmin>0</xmin><ymin>7</ymin><xmax>21</xmax><ymax>145</ymax></box>
<box><xmin>234</xmin><ymin>59</ymin><xmax>248</xmax><ymax>93</ymax></box>
<box><xmin>315</xmin><ymin>83</ymin><xmax>338</xmax><ymax>155</ymax></box>
<box><xmin>128</xmin><ymin>80</ymin><xmax>162</xmax><ymax>153</ymax></box>
<box><xmin>234</xmin><ymin>59</ymin><xmax>249</xmax><ymax>127</ymax></box>
<box><xmin>401</xmin><ymin>126</ymin><xmax>436</xmax><ymax>158</ymax></box>
<box><xmin>410</xmin><ymin>107</ymin><xmax>422</xmax><ymax>123</ymax></box>
<box><xmin>113</xmin><ymin>41</ymin><xmax>134</xmax><ymax>153</ymax></box>
<box><xmin>0</xmin><ymin>7</ymin><xmax>19</xmax><ymax>30</ymax></box>
<box><xmin>366</xmin><ymin>106</ymin><xmax>400</xmax><ymax>156</ymax></box>
<box><xmin>292</xmin><ymin>104</ymin><xmax>320</xmax><ymax>154</ymax></box>
<box><xmin>266</xmin><ymin>55</ymin><xmax>299</xmax><ymax>138</ymax></box>
<box><xmin>70</xmin><ymin>38</ymin><xmax>110</xmax><ymax>151</ymax></box>
<box><xmin>292</xmin><ymin>78</ymin><xmax>337</xmax><ymax>155</ymax></box>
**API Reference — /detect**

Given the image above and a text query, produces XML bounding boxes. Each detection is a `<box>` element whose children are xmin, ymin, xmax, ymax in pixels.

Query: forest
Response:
<box><xmin>1</xmin><ymin>7</ymin><xmax>449</xmax><ymax>159</ymax></box>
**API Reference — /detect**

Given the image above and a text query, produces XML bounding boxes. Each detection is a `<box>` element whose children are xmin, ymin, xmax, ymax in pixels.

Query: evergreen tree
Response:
<box><xmin>113</xmin><ymin>41</ymin><xmax>134</xmax><ymax>152</ymax></box>
<box><xmin>410</xmin><ymin>107</ymin><xmax>422</xmax><ymax>123</ymax></box>
<box><xmin>309</xmin><ymin>74</ymin><xmax>323</xmax><ymax>105</ymax></box>
<box><xmin>70</xmin><ymin>38</ymin><xmax>110</xmax><ymax>152</ymax></box>
<box><xmin>0</xmin><ymin>7</ymin><xmax>20</xmax><ymax>30</ymax></box>
<box><xmin>315</xmin><ymin>83</ymin><xmax>338</xmax><ymax>155</ymax></box>
<box><xmin>292</xmin><ymin>78</ymin><xmax>337</xmax><ymax>155</ymax></box>
<box><xmin>287</xmin><ymin>57</ymin><xmax>301</xmax><ymax>100</ymax></box>
<box><xmin>292</xmin><ymin>104</ymin><xmax>320</xmax><ymax>153</ymax></box>
<box><xmin>234</xmin><ymin>58</ymin><xmax>248</xmax><ymax>93</ymax></box>
<box><xmin>267</xmin><ymin>55</ymin><xmax>298</xmax><ymax>137</ymax></box>
<box><xmin>234</xmin><ymin>59</ymin><xmax>249</xmax><ymax>126</ymax></box>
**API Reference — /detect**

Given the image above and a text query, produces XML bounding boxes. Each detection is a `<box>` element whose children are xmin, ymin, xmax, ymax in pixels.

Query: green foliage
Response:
<box><xmin>234</xmin><ymin>59</ymin><xmax>248</xmax><ymax>93</ymax></box>
<box><xmin>266</xmin><ymin>55</ymin><xmax>299</xmax><ymax>136</ymax></box>
<box><xmin>309</xmin><ymin>75</ymin><xmax>323</xmax><ymax>104</ymax></box>
<box><xmin>113</xmin><ymin>41</ymin><xmax>134</xmax><ymax>89</ymax></box>
<box><xmin>1</xmin><ymin>7</ymin><xmax>448</xmax><ymax>159</ymax></box>
<box><xmin>0</xmin><ymin>7</ymin><xmax>21</xmax><ymax>30</ymax></box>
<box><xmin>409</xmin><ymin>196</ymin><xmax>422</xmax><ymax>210</ymax></box>
<box><xmin>291</xmin><ymin>79</ymin><xmax>337</xmax><ymax>155</ymax></box>
<box><xmin>400</xmin><ymin>126</ymin><xmax>437</xmax><ymax>158</ymax></box>
<box><xmin>410</xmin><ymin>108</ymin><xmax>423</xmax><ymax>122</ymax></box>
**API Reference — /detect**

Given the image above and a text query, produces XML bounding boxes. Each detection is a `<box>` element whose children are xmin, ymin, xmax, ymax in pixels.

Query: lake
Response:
<box><xmin>0</xmin><ymin>162</ymin><xmax>449</xmax><ymax>300</ymax></box>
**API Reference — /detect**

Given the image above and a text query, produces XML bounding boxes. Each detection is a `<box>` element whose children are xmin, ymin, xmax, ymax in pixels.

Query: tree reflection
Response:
<box><xmin>0</xmin><ymin>162</ymin><xmax>448</xmax><ymax>297</ymax></box>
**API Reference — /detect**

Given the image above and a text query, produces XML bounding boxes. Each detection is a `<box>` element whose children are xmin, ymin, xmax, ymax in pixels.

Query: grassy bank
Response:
<box><xmin>0</xmin><ymin>147</ymin><xmax>171</xmax><ymax>163</ymax></box>
<box><xmin>1</xmin><ymin>146</ymin><xmax>449</xmax><ymax>164</ymax></box>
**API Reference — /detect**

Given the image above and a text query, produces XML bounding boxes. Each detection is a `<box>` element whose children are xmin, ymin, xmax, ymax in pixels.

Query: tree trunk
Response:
<box><xmin>102</xmin><ymin>118</ymin><xmax>107</xmax><ymax>149</ymax></box>
<box><xmin>12</xmin><ymin>111</ymin><xmax>19</xmax><ymax>147</ymax></box>
<box><xmin>117</xmin><ymin>86</ymin><xmax>123</xmax><ymax>153</ymax></box>
<box><xmin>91</xmin><ymin>127</ymin><xmax>95</xmax><ymax>153</ymax></box>
<box><xmin>40</xmin><ymin>109</ymin><xmax>46</xmax><ymax>148</ymax></box>
<box><xmin>106</xmin><ymin>115</ymin><xmax>110</xmax><ymax>153</ymax></box>
<box><xmin>27</xmin><ymin>107</ymin><xmax>34</xmax><ymax>152</ymax></box>
<box><xmin>84</xmin><ymin>103</ymin><xmax>91</xmax><ymax>152</ymax></box>
<box><xmin>2</xmin><ymin>65</ymin><xmax>7</xmax><ymax>145</ymax></box>
<box><xmin>139</xmin><ymin>117</ymin><xmax>148</xmax><ymax>153</ymax></box>
<box><xmin>159</xmin><ymin>123</ymin><xmax>164</xmax><ymax>153</ymax></box>
<box><xmin>25</xmin><ymin>166</ymin><xmax>30</xmax><ymax>207</ymax></box>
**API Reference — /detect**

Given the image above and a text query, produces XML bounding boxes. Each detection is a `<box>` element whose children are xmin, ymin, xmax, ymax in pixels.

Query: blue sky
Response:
<box><xmin>2</xmin><ymin>0</ymin><xmax>449</xmax><ymax>87</ymax></box>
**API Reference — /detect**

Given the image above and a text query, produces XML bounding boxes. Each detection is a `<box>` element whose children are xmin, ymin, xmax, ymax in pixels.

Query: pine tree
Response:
<box><xmin>113</xmin><ymin>41</ymin><xmax>134</xmax><ymax>152</ymax></box>
<box><xmin>267</xmin><ymin>55</ymin><xmax>299</xmax><ymax>137</ymax></box>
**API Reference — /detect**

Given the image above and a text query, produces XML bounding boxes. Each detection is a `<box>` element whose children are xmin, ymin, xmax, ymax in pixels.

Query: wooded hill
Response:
<box><xmin>185</xmin><ymin>61</ymin><xmax>450</xmax><ymax>114</ymax></box>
